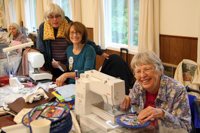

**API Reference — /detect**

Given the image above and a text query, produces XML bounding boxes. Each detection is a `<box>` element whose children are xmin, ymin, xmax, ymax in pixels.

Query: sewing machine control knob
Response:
<box><xmin>115</xmin><ymin>95</ymin><xmax>119</xmax><ymax>100</ymax></box>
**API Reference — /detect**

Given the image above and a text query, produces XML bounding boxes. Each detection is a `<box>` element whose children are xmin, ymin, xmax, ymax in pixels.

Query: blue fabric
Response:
<box><xmin>188</xmin><ymin>94</ymin><xmax>200</xmax><ymax>128</ymax></box>
<box><xmin>66</xmin><ymin>44</ymin><xmax>96</xmax><ymax>84</ymax></box>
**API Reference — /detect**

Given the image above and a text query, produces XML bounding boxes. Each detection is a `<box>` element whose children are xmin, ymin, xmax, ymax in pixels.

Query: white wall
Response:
<box><xmin>160</xmin><ymin>0</ymin><xmax>200</xmax><ymax>37</ymax></box>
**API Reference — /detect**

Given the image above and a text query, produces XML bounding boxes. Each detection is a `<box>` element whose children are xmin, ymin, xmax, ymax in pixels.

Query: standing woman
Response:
<box><xmin>36</xmin><ymin>3</ymin><xmax>108</xmax><ymax>79</ymax></box>
<box><xmin>54</xmin><ymin>22</ymin><xmax>96</xmax><ymax>86</ymax></box>
<box><xmin>9</xmin><ymin>23</ymin><xmax>28</xmax><ymax>44</ymax></box>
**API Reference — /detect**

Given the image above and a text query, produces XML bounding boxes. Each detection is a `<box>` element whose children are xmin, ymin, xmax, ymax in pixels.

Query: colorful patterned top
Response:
<box><xmin>129</xmin><ymin>75</ymin><xmax>192</xmax><ymax>132</ymax></box>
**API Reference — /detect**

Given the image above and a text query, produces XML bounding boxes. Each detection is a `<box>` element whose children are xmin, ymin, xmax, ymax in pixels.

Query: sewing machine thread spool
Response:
<box><xmin>75</xmin><ymin>70</ymin><xmax>78</xmax><ymax>80</ymax></box>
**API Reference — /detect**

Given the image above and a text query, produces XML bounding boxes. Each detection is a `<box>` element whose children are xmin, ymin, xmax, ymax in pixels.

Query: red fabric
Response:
<box><xmin>145</xmin><ymin>91</ymin><xmax>158</xmax><ymax>108</ymax></box>
<box><xmin>41</xmin><ymin>66</ymin><xmax>46</xmax><ymax>71</ymax></box>
<box><xmin>145</xmin><ymin>91</ymin><xmax>158</xmax><ymax>127</ymax></box>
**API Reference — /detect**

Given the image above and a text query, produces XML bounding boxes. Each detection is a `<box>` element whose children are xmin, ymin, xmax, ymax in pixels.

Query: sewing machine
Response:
<box><xmin>28</xmin><ymin>52</ymin><xmax>52</xmax><ymax>81</ymax></box>
<box><xmin>75</xmin><ymin>70</ymin><xmax>125</xmax><ymax>131</ymax></box>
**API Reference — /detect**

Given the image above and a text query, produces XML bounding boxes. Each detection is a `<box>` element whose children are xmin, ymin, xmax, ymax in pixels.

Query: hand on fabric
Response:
<box><xmin>120</xmin><ymin>95</ymin><xmax>132</xmax><ymax>109</ymax></box>
<box><xmin>102</xmin><ymin>53</ymin><xmax>109</xmax><ymax>59</ymax></box>
<box><xmin>137</xmin><ymin>106</ymin><xmax>164</xmax><ymax>122</ymax></box>
<box><xmin>56</xmin><ymin>73</ymin><xmax>68</xmax><ymax>87</ymax></box>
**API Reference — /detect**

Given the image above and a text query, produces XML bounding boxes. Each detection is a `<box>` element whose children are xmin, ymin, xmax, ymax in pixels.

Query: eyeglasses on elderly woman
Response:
<box><xmin>48</xmin><ymin>15</ymin><xmax>61</xmax><ymax>20</ymax></box>
<box><xmin>134</xmin><ymin>66</ymin><xmax>156</xmax><ymax>77</ymax></box>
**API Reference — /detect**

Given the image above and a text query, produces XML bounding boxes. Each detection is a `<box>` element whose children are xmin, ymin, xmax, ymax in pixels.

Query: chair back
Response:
<box><xmin>174</xmin><ymin>59</ymin><xmax>200</xmax><ymax>98</ymax></box>
<box><xmin>100</xmin><ymin>54</ymin><xmax>133</xmax><ymax>95</ymax></box>
<box><xmin>188</xmin><ymin>94</ymin><xmax>200</xmax><ymax>132</ymax></box>
<box><xmin>20</xmin><ymin>27</ymin><xmax>27</xmax><ymax>36</ymax></box>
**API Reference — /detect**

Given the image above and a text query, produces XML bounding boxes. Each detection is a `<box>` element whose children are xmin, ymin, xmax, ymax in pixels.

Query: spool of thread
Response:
<box><xmin>75</xmin><ymin>70</ymin><xmax>78</xmax><ymax>80</ymax></box>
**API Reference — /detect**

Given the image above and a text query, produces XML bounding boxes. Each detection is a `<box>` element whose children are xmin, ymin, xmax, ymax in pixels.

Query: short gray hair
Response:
<box><xmin>9</xmin><ymin>23</ymin><xmax>21</xmax><ymax>33</ymax></box>
<box><xmin>131</xmin><ymin>50</ymin><xmax>164</xmax><ymax>74</ymax></box>
<box><xmin>44</xmin><ymin>3</ymin><xmax>65</xmax><ymax>22</ymax></box>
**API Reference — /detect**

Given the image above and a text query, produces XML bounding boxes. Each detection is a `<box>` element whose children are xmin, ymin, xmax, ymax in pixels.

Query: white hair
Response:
<box><xmin>131</xmin><ymin>50</ymin><xmax>164</xmax><ymax>74</ymax></box>
<box><xmin>43</xmin><ymin>3</ymin><xmax>65</xmax><ymax>22</ymax></box>
<box><xmin>9</xmin><ymin>23</ymin><xmax>21</xmax><ymax>33</ymax></box>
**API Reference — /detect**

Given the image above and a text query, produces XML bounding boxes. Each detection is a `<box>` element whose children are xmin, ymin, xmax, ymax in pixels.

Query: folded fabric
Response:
<box><xmin>14</xmin><ymin>108</ymin><xmax>32</xmax><ymax>124</ymax></box>
<box><xmin>23</xmin><ymin>88</ymin><xmax>49</xmax><ymax>103</ymax></box>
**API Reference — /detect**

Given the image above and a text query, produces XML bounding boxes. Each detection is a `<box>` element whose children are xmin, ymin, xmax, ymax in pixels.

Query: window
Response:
<box><xmin>53</xmin><ymin>0</ymin><xmax>71</xmax><ymax>19</ymax></box>
<box><xmin>104</xmin><ymin>0</ymin><xmax>139</xmax><ymax>50</ymax></box>
<box><xmin>24</xmin><ymin>0</ymin><xmax>37</xmax><ymax>33</ymax></box>
<box><xmin>10</xmin><ymin>0</ymin><xmax>16</xmax><ymax>22</ymax></box>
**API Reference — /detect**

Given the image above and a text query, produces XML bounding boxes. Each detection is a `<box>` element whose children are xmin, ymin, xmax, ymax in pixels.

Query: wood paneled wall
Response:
<box><xmin>160</xmin><ymin>34</ymin><xmax>197</xmax><ymax>65</ymax></box>
<box><xmin>87</xmin><ymin>28</ymin><xmax>94</xmax><ymax>41</ymax></box>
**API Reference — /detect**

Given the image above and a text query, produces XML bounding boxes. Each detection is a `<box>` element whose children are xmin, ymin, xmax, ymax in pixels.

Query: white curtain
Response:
<box><xmin>19</xmin><ymin>0</ymin><xmax>26</xmax><ymax>27</ymax></box>
<box><xmin>4</xmin><ymin>0</ymin><xmax>12</xmax><ymax>28</ymax></box>
<box><xmin>36</xmin><ymin>0</ymin><xmax>53</xmax><ymax>29</ymax></box>
<box><xmin>70</xmin><ymin>0</ymin><xmax>82</xmax><ymax>21</ymax></box>
<box><xmin>14</xmin><ymin>0</ymin><xmax>22</xmax><ymax>26</ymax></box>
<box><xmin>24</xmin><ymin>0</ymin><xmax>35</xmax><ymax>32</ymax></box>
<box><xmin>0</xmin><ymin>0</ymin><xmax>6</xmax><ymax>28</ymax></box>
<box><xmin>138</xmin><ymin>0</ymin><xmax>160</xmax><ymax>56</ymax></box>
<box><xmin>35</xmin><ymin>0</ymin><xmax>44</xmax><ymax>29</ymax></box>
<box><xmin>93</xmin><ymin>0</ymin><xmax>105</xmax><ymax>49</ymax></box>
<box><xmin>4</xmin><ymin>0</ymin><xmax>25</xmax><ymax>28</ymax></box>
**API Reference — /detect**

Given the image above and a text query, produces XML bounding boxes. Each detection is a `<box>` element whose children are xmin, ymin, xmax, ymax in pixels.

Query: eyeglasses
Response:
<box><xmin>9</xmin><ymin>27</ymin><xmax>16</xmax><ymax>31</ymax></box>
<box><xmin>134</xmin><ymin>66</ymin><xmax>156</xmax><ymax>77</ymax></box>
<box><xmin>69</xmin><ymin>32</ymin><xmax>81</xmax><ymax>36</ymax></box>
<box><xmin>48</xmin><ymin>15</ymin><xmax>61</xmax><ymax>20</ymax></box>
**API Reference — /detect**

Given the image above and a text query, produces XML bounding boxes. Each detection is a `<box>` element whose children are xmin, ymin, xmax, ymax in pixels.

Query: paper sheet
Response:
<box><xmin>55</xmin><ymin>84</ymin><xmax>75</xmax><ymax>101</ymax></box>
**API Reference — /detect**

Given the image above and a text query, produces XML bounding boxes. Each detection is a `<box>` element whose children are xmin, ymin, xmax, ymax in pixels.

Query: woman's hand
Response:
<box><xmin>56</xmin><ymin>73</ymin><xmax>68</xmax><ymax>87</ymax></box>
<box><xmin>137</xmin><ymin>106</ymin><xmax>165</xmax><ymax>122</ymax></box>
<box><xmin>120</xmin><ymin>95</ymin><xmax>132</xmax><ymax>109</ymax></box>
<box><xmin>102</xmin><ymin>53</ymin><xmax>109</xmax><ymax>59</ymax></box>
<box><xmin>52</xmin><ymin>61</ymin><xmax>60</xmax><ymax>68</ymax></box>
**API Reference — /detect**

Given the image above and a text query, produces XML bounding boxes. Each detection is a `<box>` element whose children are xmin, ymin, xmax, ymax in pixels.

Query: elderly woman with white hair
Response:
<box><xmin>9</xmin><ymin>23</ymin><xmax>28</xmax><ymax>44</ymax></box>
<box><xmin>36</xmin><ymin>3</ymin><xmax>108</xmax><ymax>79</ymax></box>
<box><xmin>120</xmin><ymin>50</ymin><xmax>192</xmax><ymax>132</ymax></box>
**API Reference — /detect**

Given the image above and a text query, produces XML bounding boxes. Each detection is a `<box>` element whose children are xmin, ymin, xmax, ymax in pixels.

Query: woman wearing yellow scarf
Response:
<box><xmin>36</xmin><ymin>3</ymin><xmax>108</xmax><ymax>79</ymax></box>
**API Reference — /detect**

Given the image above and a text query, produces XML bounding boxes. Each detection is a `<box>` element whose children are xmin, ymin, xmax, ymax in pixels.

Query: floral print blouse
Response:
<box><xmin>129</xmin><ymin>75</ymin><xmax>192</xmax><ymax>132</ymax></box>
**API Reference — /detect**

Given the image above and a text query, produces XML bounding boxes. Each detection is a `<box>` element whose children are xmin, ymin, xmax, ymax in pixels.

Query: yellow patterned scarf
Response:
<box><xmin>43</xmin><ymin>19</ymin><xmax>69</xmax><ymax>40</ymax></box>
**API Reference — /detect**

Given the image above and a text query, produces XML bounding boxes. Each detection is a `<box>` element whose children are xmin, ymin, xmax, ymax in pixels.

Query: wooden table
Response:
<box><xmin>0</xmin><ymin>115</ymin><xmax>15</xmax><ymax>128</ymax></box>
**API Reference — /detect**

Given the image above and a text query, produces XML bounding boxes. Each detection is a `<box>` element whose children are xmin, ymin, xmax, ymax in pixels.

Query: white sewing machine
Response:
<box><xmin>75</xmin><ymin>70</ymin><xmax>125</xmax><ymax>131</ymax></box>
<box><xmin>28</xmin><ymin>52</ymin><xmax>52</xmax><ymax>81</ymax></box>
